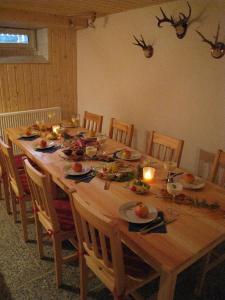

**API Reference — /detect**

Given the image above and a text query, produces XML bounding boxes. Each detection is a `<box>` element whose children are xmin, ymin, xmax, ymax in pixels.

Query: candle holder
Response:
<box><xmin>143</xmin><ymin>167</ymin><xmax>156</xmax><ymax>182</ymax></box>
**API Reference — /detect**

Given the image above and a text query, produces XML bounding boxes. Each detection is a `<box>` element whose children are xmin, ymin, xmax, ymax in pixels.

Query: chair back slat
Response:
<box><xmin>82</xmin><ymin>111</ymin><xmax>103</xmax><ymax>133</ymax></box>
<box><xmin>210</xmin><ymin>150</ymin><xmax>225</xmax><ymax>187</ymax></box>
<box><xmin>147</xmin><ymin>131</ymin><xmax>184</xmax><ymax>167</ymax></box>
<box><xmin>0</xmin><ymin>138</ymin><xmax>24</xmax><ymax>197</ymax></box>
<box><xmin>24</xmin><ymin>158</ymin><xmax>60</xmax><ymax>231</ymax></box>
<box><xmin>71</xmin><ymin>193</ymin><xmax>125</xmax><ymax>294</ymax></box>
<box><xmin>109</xmin><ymin>118</ymin><xmax>134</xmax><ymax>147</ymax></box>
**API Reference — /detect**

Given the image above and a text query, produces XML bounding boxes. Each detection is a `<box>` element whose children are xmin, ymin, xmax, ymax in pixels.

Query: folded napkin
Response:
<box><xmin>65</xmin><ymin>170</ymin><xmax>96</xmax><ymax>183</ymax></box>
<box><xmin>18</xmin><ymin>136</ymin><xmax>39</xmax><ymax>141</ymax></box>
<box><xmin>128</xmin><ymin>211</ymin><xmax>167</xmax><ymax>234</ymax></box>
<box><xmin>35</xmin><ymin>145</ymin><xmax>61</xmax><ymax>153</ymax></box>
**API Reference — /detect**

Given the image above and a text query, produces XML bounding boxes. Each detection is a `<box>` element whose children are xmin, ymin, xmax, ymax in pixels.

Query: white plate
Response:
<box><xmin>119</xmin><ymin>201</ymin><xmax>158</xmax><ymax>224</ymax></box>
<box><xmin>116</xmin><ymin>151</ymin><xmax>141</xmax><ymax>161</ymax></box>
<box><xmin>66</xmin><ymin>167</ymin><xmax>91</xmax><ymax>176</ymax></box>
<box><xmin>180</xmin><ymin>176</ymin><xmax>205</xmax><ymax>190</ymax></box>
<box><xmin>35</xmin><ymin>141</ymin><xmax>56</xmax><ymax>150</ymax></box>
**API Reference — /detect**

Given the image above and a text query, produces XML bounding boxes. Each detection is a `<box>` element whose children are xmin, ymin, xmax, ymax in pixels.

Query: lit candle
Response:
<box><xmin>52</xmin><ymin>125</ymin><xmax>60</xmax><ymax>134</ymax></box>
<box><xmin>143</xmin><ymin>167</ymin><xmax>156</xmax><ymax>182</ymax></box>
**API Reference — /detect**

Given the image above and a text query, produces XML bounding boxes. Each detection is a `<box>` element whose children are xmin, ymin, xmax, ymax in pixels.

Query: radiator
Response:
<box><xmin>0</xmin><ymin>106</ymin><xmax>62</xmax><ymax>153</ymax></box>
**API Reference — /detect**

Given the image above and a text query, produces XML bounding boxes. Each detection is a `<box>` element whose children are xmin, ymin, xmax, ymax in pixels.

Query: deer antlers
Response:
<box><xmin>156</xmin><ymin>1</ymin><xmax>192</xmax><ymax>39</ymax></box>
<box><xmin>132</xmin><ymin>35</ymin><xmax>153</xmax><ymax>58</ymax></box>
<box><xmin>196</xmin><ymin>24</ymin><xmax>225</xmax><ymax>59</ymax></box>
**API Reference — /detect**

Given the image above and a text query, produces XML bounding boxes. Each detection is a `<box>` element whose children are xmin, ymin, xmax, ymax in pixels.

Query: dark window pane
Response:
<box><xmin>0</xmin><ymin>33</ymin><xmax>29</xmax><ymax>44</ymax></box>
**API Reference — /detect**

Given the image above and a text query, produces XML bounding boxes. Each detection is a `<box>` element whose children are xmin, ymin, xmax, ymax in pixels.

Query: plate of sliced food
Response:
<box><xmin>96</xmin><ymin>162</ymin><xmax>134</xmax><ymax>181</ymax></box>
<box><xmin>34</xmin><ymin>140</ymin><xmax>56</xmax><ymax>150</ymax></box>
<box><xmin>20</xmin><ymin>128</ymin><xmax>39</xmax><ymax>138</ymax></box>
<box><xmin>119</xmin><ymin>201</ymin><xmax>158</xmax><ymax>223</ymax></box>
<box><xmin>179</xmin><ymin>173</ymin><xmax>205</xmax><ymax>190</ymax></box>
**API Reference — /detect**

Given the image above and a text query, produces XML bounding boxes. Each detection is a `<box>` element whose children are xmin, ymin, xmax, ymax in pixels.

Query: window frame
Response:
<box><xmin>0</xmin><ymin>27</ymin><xmax>36</xmax><ymax>49</ymax></box>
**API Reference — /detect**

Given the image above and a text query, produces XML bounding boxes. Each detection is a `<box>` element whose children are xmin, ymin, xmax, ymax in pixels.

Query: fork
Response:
<box><xmin>140</xmin><ymin>217</ymin><xmax>177</xmax><ymax>234</ymax></box>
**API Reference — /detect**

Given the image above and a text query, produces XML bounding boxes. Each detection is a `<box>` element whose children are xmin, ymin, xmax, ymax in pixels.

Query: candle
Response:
<box><xmin>52</xmin><ymin>125</ymin><xmax>60</xmax><ymax>134</ymax></box>
<box><xmin>143</xmin><ymin>167</ymin><xmax>155</xmax><ymax>182</ymax></box>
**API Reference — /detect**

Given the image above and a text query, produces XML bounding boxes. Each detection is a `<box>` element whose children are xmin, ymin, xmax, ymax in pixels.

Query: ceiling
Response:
<box><xmin>0</xmin><ymin>0</ymin><xmax>176</xmax><ymax>17</ymax></box>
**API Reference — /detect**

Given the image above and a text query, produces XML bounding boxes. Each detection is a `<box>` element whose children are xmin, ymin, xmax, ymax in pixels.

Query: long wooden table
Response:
<box><xmin>6</xmin><ymin>127</ymin><xmax>225</xmax><ymax>300</ymax></box>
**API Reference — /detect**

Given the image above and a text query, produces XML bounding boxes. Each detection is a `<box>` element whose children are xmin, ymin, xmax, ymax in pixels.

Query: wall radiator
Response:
<box><xmin>0</xmin><ymin>106</ymin><xmax>62</xmax><ymax>153</ymax></box>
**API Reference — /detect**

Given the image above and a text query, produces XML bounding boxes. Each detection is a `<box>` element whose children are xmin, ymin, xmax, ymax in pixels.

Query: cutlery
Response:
<box><xmin>140</xmin><ymin>218</ymin><xmax>177</xmax><ymax>234</ymax></box>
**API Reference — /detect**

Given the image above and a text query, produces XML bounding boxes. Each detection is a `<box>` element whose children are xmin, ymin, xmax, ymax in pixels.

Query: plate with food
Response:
<box><xmin>65</xmin><ymin>162</ymin><xmax>91</xmax><ymax>176</ymax></box>
<box><xmin>179</xmin><ymin>173</ymin><xmax>205</xmax><ymax>190</ymax></box>
<box><xmin>34</xmin><ymin>140</ymin><xmax>56</xmax><ymax>150</ymax></box>
<box><xmin>119</xmin><ymin>201</ymin><xmax>157</xmax><ymax>224</ymax></box>
<box><xmin>20</xmin><ymin>128</ymin><xmax>39</xmax><ymax>138</ymax></box>
<box><xmin>129</xmin><ymin>179</ymin><xmax>150</xmax><ymax>194</ymax></box>
<box><xmin>96</xmin><ymin>162</ymin><xmax>134</xmax><ymax>181</ymax></box>
<box><xmin>116</xmin><ymin>149</ymin><xmax>142</xmax><ymax>161</ymax></box>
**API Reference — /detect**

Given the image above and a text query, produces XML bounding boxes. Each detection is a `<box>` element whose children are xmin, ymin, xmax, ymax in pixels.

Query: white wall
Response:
<box><xmin>77</xmin><ymin>0</ymin><xmax>225</xmax><ymax>172</ymax></box>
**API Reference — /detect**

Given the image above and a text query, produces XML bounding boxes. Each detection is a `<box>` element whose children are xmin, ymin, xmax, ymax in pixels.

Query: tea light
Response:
<box><xmin>52</xmin><ymin>125</ymin><xmax>60</xmax><ymax>134</ymax></box>
<box><xmin>143</xmin><ymin>167</ymin><xmax>156</xmax><ymax>182</ymax></box>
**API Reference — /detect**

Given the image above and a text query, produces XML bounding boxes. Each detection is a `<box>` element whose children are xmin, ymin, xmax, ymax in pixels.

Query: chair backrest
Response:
<box><xmin>0</xmin><ymin>138</ymin><xmax>23</xmax><ymax>198</ymax></box>
<box><xmin>210</xmin><ymin>149</ymin><xmax>225</xmax><ymax>187</ymax></box>
<box><xmin>109</xmin><ymin>118</ymin><xmax>134</xmax><ymax>147</ymax></box>
<box><xmin>23</xmin><ymin>158</ymin><xmax>60</xmax><ymax>232</ymax></box>
<box><xmin>146</xmin><ymin>131</ymin><xmax>184</xmax><ymax>167</ymax></box>
<box><xmin>197</xmin><ymin>149</ymin><xmax>215</xmax><ymax>180</ymax></box>
<box><xmin>71</xmin><ymin>193</ymin><xmax>125</xmax><ymax>295</ymax></box>
<box><xmin>82</xmin><ymin>111</ymin><xmax>103</xmax><ymax>133</ymax></box>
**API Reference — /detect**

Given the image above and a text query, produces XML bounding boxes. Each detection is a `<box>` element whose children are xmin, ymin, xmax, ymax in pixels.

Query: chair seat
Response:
<box><xmin>19</xmin><ymin>173</ymin><xmax>30</xmax><ymax>194</ymax></box>
<box><xmin>54</xmin><ymin>199</ymin><xmax>75</xmax><ymax>232</ymax></box>
<box><xmin>14</xmin><ymin>154</ymin><xmax>24</xmax><ymax>169</ymax></box>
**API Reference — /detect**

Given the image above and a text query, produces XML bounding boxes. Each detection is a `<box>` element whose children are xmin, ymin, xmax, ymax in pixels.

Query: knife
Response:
<box><xmin>140</xmin><ymin>218</ymin><xmax>177</xmax><ymax>235</ymax></box>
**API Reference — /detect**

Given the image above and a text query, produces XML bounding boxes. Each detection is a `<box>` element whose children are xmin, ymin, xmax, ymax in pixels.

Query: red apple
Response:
<box><xmin>182</xmin><ymin>173</ymin><xmax>195</xmax><ymax>184</ymax></box>
<box><xmin>134</xmin><ymin>203</ymin><xmax>149</xmax><ymax>218</ymax></box>
<box><xmin>25</xmin><ymin>129</ymin><xmax>32</xmax><ymax>136</ymax></box>
<box><xmin>122</xmin><ymin>149</ymin><xmax>131</xmax><ymax>159</ymax></box>
<box><xmin>39</xmin><ymin>139</ymin><xmax>47</xmax><ymax>148</ymax></box>
<box><xmin>72</xmin><ymin>162</ymin><xmax>83</xmax><ymax>172</ymax></box>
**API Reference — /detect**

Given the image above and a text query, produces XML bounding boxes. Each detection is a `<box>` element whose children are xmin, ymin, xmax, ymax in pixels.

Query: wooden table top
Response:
<box><xmin>6</xmin><ymin>127</ymin><xmax>225</xmax><ymax>274</ymax></box>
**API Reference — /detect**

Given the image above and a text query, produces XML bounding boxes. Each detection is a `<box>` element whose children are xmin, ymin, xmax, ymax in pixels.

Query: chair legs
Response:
<box><xmin>36</xmin><ymin>217</ymin><xmax>44</xmax><ymax>258</ymax></box>
<box><xmin>2</xmin><ymin>174</ymin><xmax>11</xmax><ymax>214</ymax></box>
<box><xmin>53</xmin><ymin>236</ymin><xmax>63</xmax><ymax>288</ymax></box>
<box><xmin>18</xmin><ymin>197</ymin><xmax>29</xmax><ymax>242</ymax></box>
<box><xmin>10</xmin><ymin>187</ymin><xmax>18</xmax><ymax>223</ymax></box>
<box><xmin>80</xmin><ymin>255</ymin><xmax>88</xmax><ymax>300</ymax></box>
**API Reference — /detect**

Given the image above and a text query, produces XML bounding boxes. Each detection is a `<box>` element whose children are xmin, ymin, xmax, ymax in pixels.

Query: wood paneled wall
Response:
<box><xmin>0</xmin><ymin>28</ymin><xmax>77</xmax><ymax>119</ymax></box>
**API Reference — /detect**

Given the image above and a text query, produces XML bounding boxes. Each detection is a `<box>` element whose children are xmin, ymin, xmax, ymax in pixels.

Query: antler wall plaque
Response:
<box><xmin>156</xmin><ymin>1</ymin><xmax>192</xmax><ymax>39</ymax></box>
<box><xmin>196</xmin><ymin>24</ymin><xmax>225</xmax><ymax>59</ymax></box>
<box><xmin>132</xmin><ymin>35</ymin><xmax>154</xmax><ymax>58</ymax></box>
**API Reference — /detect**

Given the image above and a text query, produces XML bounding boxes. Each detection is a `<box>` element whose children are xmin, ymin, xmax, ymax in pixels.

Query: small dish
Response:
<box><xmin>180</xmin><ymin>176</ymin><xmax>205</xmax><ymax>190</ymax></box>
<box><xmin>66</xmin><ymin>167</ymin><xmax>91</xmax><ymax>176</ymax></box>
<box><xmin>116</xmin><ymin>151</ymin><xmax>141</xmax><ymax>161</ymax></box>
<box><xmin>34</xmin><ymin>141</ymin><xmax>55</xmax><ymax>150</ymax></box>
<box><xmin>119</xmin><ymin>201</ymin><xmax>157</xmax><ymax>224</ymax></box>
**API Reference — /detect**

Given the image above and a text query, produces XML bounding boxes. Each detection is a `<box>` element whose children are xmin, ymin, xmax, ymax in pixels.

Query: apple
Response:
<box><xmin>72</xmin><ymin>162</ymin><xmax>83</xmax><ymax>172</ymax></box>
<box><xmin>121</xmin><ymin>149</ymin><xmax>131</xmax><ymax>159</ymax></box>
<box><xmin>182</xmin><ymin>173</ymin><xmax>195</xmax><ymax>184</ymax></box>
<box><xmin>39</xmin><ymin>139</ymin><xmax>47</xmax><ymax>148</ymax></box>
<box><xmin>134</xmin><ymin>203</ymin><xmax>149</xmax><ymax>218</ymax></box>
<box><xmin>25</xmin><ymin>129</ymin><xmax>32</xmax><ymax>136</ymax></box>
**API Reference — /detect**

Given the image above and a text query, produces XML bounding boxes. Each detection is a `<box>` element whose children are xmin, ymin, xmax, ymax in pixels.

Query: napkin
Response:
<box><xmin>35</xmin><ymin>145</ymin><xmax>61</xmax><ymax>153</ymax></box>
<box><xmin>18</xmin><ymin>136</ymin><xmax>39</xmax><ymax>141</ymax></box>
<box><xmin>128</xmin><ymin>211</ymin><xmax>167</xmax><ymax>234</ymax></box>
<box><xmin>65</xmin><ymin>170</ymin><xmax>96</xmax><ymax>183</ymax></box>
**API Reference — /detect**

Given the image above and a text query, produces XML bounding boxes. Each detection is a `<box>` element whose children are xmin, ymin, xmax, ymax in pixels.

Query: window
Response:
<box><xmin>0</xmin><ymin>27</ymin><xmax>49</xmax><ymax>64</ymax></box>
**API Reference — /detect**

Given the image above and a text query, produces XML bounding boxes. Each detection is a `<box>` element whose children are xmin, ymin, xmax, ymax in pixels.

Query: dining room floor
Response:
<box><xmin>0</xmin><ymin>199</ymin><xmax>225</xmax><ymax>300</ymax></box>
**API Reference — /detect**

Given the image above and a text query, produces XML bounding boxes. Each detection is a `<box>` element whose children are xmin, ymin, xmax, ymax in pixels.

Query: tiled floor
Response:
<box><xmin>0</xmin><ymin>199</ymin><xmax>225</xmax><ymax>300</ymax></box>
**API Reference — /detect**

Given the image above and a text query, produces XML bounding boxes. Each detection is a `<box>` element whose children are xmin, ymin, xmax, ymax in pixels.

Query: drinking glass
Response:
<box><xmin>85</xmin><ymin>146</ymin><xmax>97</xmax><ymax>159</ymax></box>
<box><xmin>163</xmin><ymin>161</ymin><xmax>177</xmax><ymax>182</ymax></box>
<box><xmin>71</xmin><ymin>114</ymin><xmax>80</xmax><ymax>128</ymax></box>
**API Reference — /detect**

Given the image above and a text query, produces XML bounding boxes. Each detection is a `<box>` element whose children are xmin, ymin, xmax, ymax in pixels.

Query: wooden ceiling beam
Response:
<box><xmin>0</xmin><ymin>7</ymin><xmax>88</xmax><ymax>29</ymax></box>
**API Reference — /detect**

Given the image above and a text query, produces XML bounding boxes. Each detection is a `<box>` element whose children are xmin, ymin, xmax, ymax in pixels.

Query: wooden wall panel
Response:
<box><xmin>0</xmin><ymin>28</ymin><xmax>77</xmax><ymax>119</ymax></box>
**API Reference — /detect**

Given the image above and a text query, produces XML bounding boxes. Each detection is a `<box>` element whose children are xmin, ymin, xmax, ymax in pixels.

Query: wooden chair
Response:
<box><xmin>197</xmin><ymin>149</ymin><xmax>215</xmax><ymax>180</ymax></box>
<box><xmin>0</xmin><ymin>138</ymin><xmax>33</xmax><ymax>242</ymax></box>
<box><xmin>71</xmin><ymin>192</ymin><xmax>158</xmax><ymax>300</ymax></box>
<box><xmin>109</xmin><ymin>118</ymin><xmax>134</xmax><ymax>147</ymax></box>
<box><xmin>23</xmin><ymin>158</ymin><xmax>77</xmax><ymax>287</ymax></box>
<box><xmin>195</xmin><ymin>149</ymin><xmax>225</xmax><ymax>296</ymax></box>
<box><xmin>209</xmin><ymin>149</ymin><xmax>225</xmax><ymax>187</ymax></box>
<box><xmin>82</xmin><ymin>111</ymin><xmax>103</xmax><ymax>133</ymax></box>
<box><xmin>146</xmin><ymin>131</ymin><xmax>184</xmax><ymax>167</ymax></box>
<box><xmin>0</xmin><ymin>149</ymin><xmax>10</xmax><ymax>214</ymax></box>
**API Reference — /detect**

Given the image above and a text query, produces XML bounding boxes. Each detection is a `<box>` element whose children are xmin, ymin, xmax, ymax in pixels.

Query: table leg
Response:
<box><xmin>157</xmin><ymin>272</ymin><xmax>177</xmax><ymax>300</ymax></box>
